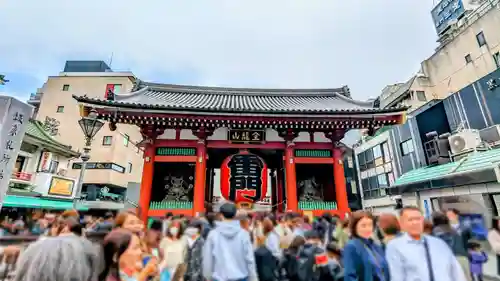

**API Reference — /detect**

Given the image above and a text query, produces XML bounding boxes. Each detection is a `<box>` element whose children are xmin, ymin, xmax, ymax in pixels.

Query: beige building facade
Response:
<box><xmin>381</xmin><ymin>0</ymin><xmax>500</xmax><ymax>111</ymax></box>
<box><xmin>28</xmin><ymin>69</ymin><xmax>144</xmax><ymax>189</ymax></box>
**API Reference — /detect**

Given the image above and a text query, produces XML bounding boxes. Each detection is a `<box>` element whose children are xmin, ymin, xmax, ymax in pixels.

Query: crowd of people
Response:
<box><xmin>1</xmin><ymin>204</ymin><xmax>499</xmax><ymax>281</ymax></box>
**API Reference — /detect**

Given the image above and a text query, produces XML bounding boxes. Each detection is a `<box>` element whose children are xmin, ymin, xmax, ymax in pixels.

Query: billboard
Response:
<box><xmin>431</xmin><ymin>0</ymin><xmax>465</xmax><ymax>35</ymax></box>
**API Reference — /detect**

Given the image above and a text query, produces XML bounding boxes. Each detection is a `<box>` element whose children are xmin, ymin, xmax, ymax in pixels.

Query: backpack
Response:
<box><xmin>296</xmin><ymin>244</ymin><xmax>326</xmax><ymax>281</ymax></box>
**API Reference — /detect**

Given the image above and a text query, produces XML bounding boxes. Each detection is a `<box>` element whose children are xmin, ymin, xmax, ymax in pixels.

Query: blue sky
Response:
<box><xmin>1</xmin><ymin>0</ymin><xmax>438</xmax><ymax>103</ymax></box>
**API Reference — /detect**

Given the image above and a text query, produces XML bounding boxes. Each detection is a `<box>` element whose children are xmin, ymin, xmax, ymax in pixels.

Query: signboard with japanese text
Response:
<box><xmin>48</xmin><ymin>177</ymin><xmax>75</xmax><ymax>197</ymax></box>
<box><xmin>228</xmin><ymin>129</ymin><xmax>265</xmax><ymax>144</ymax></box>
<box><xmin>0</xmin><ymin>97</ymin><xmax>33</xmax><ymax>210</ymax></box>
<box><xmin>431</xmin><ymin>0</ymin><xmax>465</xmax><ymax>34</ymax></box>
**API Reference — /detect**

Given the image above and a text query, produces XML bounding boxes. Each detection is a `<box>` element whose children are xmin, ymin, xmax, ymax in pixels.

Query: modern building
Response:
<box><xmin>356</xmin><ymin>65</ymin><xmax>500</xmax><ymax>219</ymax></box>
<box><xmin>27</xmin><ymin>61</ymin><xmax>144</xmax><ymax>205</ymax></box>
<box><xmin>354</xmin><ymin>0</ymin><xmax>500</xmax><ymax>214</ymax></box>
<box><xmin>422</xmin><ymin>0</ymin><xmax>500</xmax><ymax>100</ymax></box>
<box><xmin>74</xmin><ymin>79</ymin><xmax>406</xmax><ymax>221</ymax></box>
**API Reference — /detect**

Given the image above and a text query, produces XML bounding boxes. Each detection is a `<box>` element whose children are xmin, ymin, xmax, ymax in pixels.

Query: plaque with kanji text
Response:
<box><xmin>228</xmin><ymin>129</ymin><xmax>265</xmax><ymax>144</ymax></box>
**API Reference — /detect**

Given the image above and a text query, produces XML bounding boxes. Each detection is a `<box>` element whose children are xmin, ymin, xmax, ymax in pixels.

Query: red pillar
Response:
<box><xmin>193</xmin><ymin>140</ymin><xmax>207</xmax><ymax>216</ymax></box>
<box><xmin>276</xmin><ymin>168</ymin><xmax>284</xmax><ymax>212</ymax></box>
<box><xmin>285</xmin><ymin>142</ymin><xmax>298</xmax><ymax>212</ymax></box>
<box><xmin>139</xmin><ymin>144</ymin><xmax>155</xmax><ymax>223</ymax></box>
<box><xmin>333</xmin><ymin>147</ymin><xmax>349</xmax><ymax>215</ymax></box>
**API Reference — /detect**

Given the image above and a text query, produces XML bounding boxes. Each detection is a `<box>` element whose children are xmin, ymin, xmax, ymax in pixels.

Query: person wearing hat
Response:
<box><xmin>203</xmin><ymin>202</ymin><xmax>257</xmax><ymax>281</ymax></box>
<box><xmin>184</xmin><ymin>220</ymin><xmax>205</xmax><ymax>281</ymax></box>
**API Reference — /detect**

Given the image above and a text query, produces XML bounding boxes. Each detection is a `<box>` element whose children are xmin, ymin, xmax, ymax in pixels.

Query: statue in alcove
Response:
<box><xmin>298</xmin><ymin>177</ymin><xmax>323</xmax><ymax>201</ymax></box>
<box><xmin>163</xmin><ymin>175</ymin><xmax>193</xmax><ymax>201</ymax></box>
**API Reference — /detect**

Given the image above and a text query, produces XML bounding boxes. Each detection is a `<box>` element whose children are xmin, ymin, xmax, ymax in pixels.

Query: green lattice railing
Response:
<box><xmin>295</xmin><ymin>149</ymin><xmax>332</xmax><ymax>158</ymax></box>
<box><xmin>156</xmin><ymin>147</ymin><xmax>196</xmax><ymax>156</ymax></box>
<box><xmin>149</xmin><ymin>201</ymin><xmax>193</xmax><ymax>209</ymax></box>
<box><xmin>298</xmin><ymin>201</ymin><xmax>337</xmax><ymax>210</ymax></box>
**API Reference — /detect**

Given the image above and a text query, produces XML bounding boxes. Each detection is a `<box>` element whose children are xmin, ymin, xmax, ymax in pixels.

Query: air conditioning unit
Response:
<box><xmin>480</xmin><ymin>125</ymin><xmax>500</xmax><ymax>147</ymax></box>
<box><xmin>448</xmin><ymin>130</ymin><xmax>481</xmax><ymax>155</ymax></box>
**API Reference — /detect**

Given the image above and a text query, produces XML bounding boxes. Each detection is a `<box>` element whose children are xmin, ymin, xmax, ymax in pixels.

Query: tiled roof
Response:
<box><xmin>392</xmin><ymin>148</ymin><xmax>500</xmax><ymax>187</ymax></box>
<box><xmin>26</xmin><ymin>120</ymin><xmax>79</xmax><ymax>157</ymax></box>
<box><xmin>379</xmin><ymin>76</ymin><xmax>416</xmax><ymax>109</ymax></box>
<box><xmin>74</xmin><ymin>81</ymin><xmax>407</xmax><ymax>115</ymax></box>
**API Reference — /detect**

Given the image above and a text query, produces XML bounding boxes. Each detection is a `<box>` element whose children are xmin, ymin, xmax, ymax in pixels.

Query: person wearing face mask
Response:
<box><xmin>184</xmin><ymin>220</ymin><xmax>205</xmax><ymax>281</ymax></box>
<box><xmin>160</xmin><ymin>221</ymin><xmax>188</xmax><ymax>276</ymax></box>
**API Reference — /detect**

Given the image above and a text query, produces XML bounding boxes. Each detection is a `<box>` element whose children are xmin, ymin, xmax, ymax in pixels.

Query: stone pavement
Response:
<box><xmin>485</xmin><ymin>254</ymin><xmax>500</xmax><ymax>280</ymax></box>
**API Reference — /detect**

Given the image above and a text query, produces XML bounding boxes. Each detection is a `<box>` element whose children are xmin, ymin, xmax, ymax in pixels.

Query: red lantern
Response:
<box><xmin>220</xmin><ymin>150</ymin><xmax>268</xmax><ymax>204</ymax></box>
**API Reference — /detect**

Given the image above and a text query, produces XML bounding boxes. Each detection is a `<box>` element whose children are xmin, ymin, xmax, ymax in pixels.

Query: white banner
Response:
<box><xmin>0</xmin><ymin>96</ymin><xmax>33</xmax><ymax>210</ymax></box>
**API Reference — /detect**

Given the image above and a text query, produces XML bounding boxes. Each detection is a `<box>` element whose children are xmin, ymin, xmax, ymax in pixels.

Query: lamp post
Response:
<box><xmin>73</xmin><ymin>109</ymin><xmax>104</xmax><ymax>209</ymax></box>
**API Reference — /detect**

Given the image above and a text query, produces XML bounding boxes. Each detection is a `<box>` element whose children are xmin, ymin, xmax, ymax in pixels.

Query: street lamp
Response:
<box><xmin>73</xmin><ymin>109</ymin><xmax>104</xmax><ymax>208</ymax></box>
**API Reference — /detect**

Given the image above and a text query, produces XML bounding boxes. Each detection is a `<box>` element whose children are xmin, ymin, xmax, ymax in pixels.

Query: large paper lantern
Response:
<box><xmin>220</xmin><ymin>150</ymin><xmax>268</xmax><ymax>204</ymax></box>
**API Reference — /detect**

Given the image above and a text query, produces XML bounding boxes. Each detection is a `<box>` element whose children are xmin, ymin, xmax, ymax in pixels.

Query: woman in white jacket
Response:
<box><xmin>488</xmin><ymin>217</ymin><xmax>500</xmax><ymax>275</ymax></box>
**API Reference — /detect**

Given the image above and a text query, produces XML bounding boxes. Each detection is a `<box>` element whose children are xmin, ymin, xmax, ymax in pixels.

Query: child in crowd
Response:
<box><xmin>468</xmin><ymin>241</ymin><xmax>488</xmax><ymax>281</ymax></box>
<box><xmin>326</xmin><ymin>242</ymin><xmax>344</xmax><ymax>281</ymax></box>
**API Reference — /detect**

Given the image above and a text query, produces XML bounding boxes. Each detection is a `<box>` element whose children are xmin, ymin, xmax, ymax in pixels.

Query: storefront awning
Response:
<box><xmin>388</xmin><ymin>148</ymin><xmax>500</xmax><ymax>195</ymax></box>
<box><xmin>2</xmin><ymin>195</ymin><xmax>88</xmax><ymax>211</ymax></box>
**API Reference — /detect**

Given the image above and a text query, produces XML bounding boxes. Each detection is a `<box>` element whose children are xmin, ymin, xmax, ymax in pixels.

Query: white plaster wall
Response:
<box><xmin>207</xmin><ymin>127</ymin><xmax>227</xmax><ymax>140</ymax></box>
<box><xmin>314</xmin><ymin>132</ymin><xmax>330</xmax><ymax>143</ymax></box>
<box><xmin>295</xmin><ymin>132</ymin><xmax>310</xmax><ymax>142</ymax></box>
<box><xmin>157</xmin><ymin>129</ymin><xmax>176</xmax><ymax>140</ymax></box>
<box><xmin>265</xmin><ymin>128</ymin><xmax>284</xmax><ymax>142</ymax></box>
<box><xmin>180</xmin><ymin>129</ymin><xmax>198</xmax><ymax>140</ymax></box>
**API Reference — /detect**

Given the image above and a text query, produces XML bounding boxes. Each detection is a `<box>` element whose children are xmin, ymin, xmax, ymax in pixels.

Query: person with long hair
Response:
<box><xmin>160</xmin><ymin>220</ymin><xmax>187</xmax><ymax>276</ymax></box>
<box><xmin>115</xmin><ymin>210</ymin><xmax>144</xmax><ymax>235</ymax></box>
<box><xmin>100</xmin><ymin>229</ymin><xmax>158</xmax><ymax>281</ymax></box>
<box><xmin>263</xmin><ymin>216</ymin><xmax>282</xmax><ymax>259</ymax></box>
<box><xmin>343</xmin><ymin>211</ymin><xmax>389</xmax><ymax>281</ymax></box>
<box><xmin>488</xmin><ymin>216</ymin><xmax>500</xmax><ymax>275</ymax></box>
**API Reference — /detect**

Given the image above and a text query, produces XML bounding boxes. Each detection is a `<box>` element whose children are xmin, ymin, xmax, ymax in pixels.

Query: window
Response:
<box><xmin>127</xmin><ymin>162</ymin><xmax>133</xmax><ymax>173</ymax></box>
<box><xmin>102</xmin><ymin>136</ymin><xmax>113</xmax><ymax>146</ymax></box>
<box><xmin>123</xmin><ymin>134</ymin><xmax>130</xmax><ymax>147</ymax></box>
<box><xmin>465</xmin><ymin>54</ymin><xmax>472</xmax><ymax>64</ymax></box>
<box><xmin>377</xmin><ymin>174</ymin><xmax>388</xmax><ymax>188</ymax></box>
<box><xmin>56</xmin><ymin>106</ymin><xmax>64</xmax><ymax>113</ymax></box>
<box><xmin>357</xmin><ymin>152</ymin><xmax>366</xmax><ymax>170</ymax></box>
<box><xmin>416</xmin><ymin>91</ymin><xmax>427</xmax><ymax>102</ymax></box>
<box><xmin>476</xmin><ymin>31</ymin><xmax>487</xmax><ymax>47</ymax></box>
<box><xmin>382</xmin><ymin>142</ymin><xmax>392</xmax><ymax>162</ymax></box>
<box><xmin>105</xmin><ymin>84</ymin><xmax>123</xmax><ymax>98</ymax></box>
<box><xmin>373</xmin><ymin>145</ymin><xmax>382</xmax><ymax>160</ymax></box>
<box><xmin>350</xmin><ymin>179</ymin><xmax>357</xmax><ymax>194</ymax></box>
<box><xmin>62</xmin><ymin>84</ymin><xmax>70</xmax><ymax>91</ymax></box>
<box><xmin>401</xmin><ymin>139</ymin><xmax>415</xmax><ymax>156</ymax></box>
<box><xmin>347</xmin><ymin>156</ymin><xmax>353</xmax><ymax>168</ymax></box>
<box><xmin>388</xmin><ymin>172</ymin><xmax>395</xmax><ymax>186</ymax></box>
<box><xmin>494</xmin><ymin>52</ymin><xmax>500</xmax><ymax>68</ymax></box>
<box><xmin>49</xmin><ymin>160</ymin><xmax>59</xmax><ymax>174</ymax></box>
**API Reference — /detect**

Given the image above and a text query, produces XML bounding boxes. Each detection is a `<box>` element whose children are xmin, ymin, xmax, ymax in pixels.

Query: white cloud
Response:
<box><xmin>0</xmin><ymin>0</ymin><xmax>438</xmax><ymax>100</ymax></box>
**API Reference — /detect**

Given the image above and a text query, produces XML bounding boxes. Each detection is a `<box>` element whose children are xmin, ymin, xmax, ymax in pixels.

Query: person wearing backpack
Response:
<box><xmin>432</xmin><ymin>212</ymin><xmax>471</xmax><ymax>280</ymax></box>
<box><xmin>296</xmin><ymin>230</ymin><xmax>334</xmax><ymax>281</ymax></box>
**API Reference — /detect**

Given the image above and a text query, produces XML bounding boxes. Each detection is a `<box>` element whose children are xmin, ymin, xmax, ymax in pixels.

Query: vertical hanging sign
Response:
<box><xmin>0</xmin><ymin>96</ymin><xmax>33</xmax><ymax>210</ymax></box>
